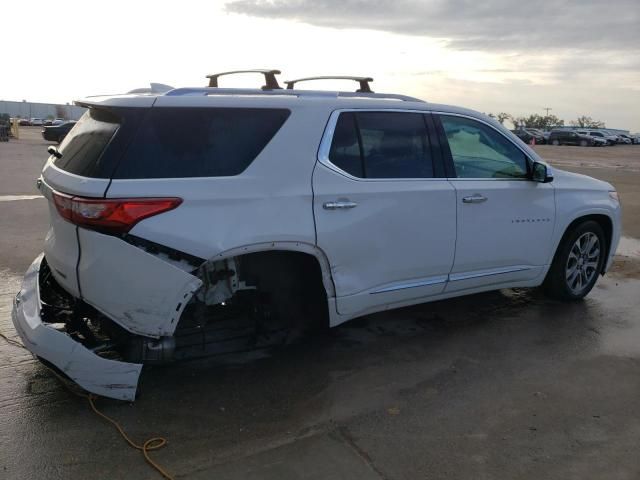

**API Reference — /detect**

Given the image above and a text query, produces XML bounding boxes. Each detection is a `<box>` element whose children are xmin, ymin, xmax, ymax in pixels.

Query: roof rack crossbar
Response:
<box><xmin>205</xmin><ymin>69</ymin><xmax>282</xmax><ymax>90</ymax></box>
<box><xmin>284</xmin><ymin>76</ymin><xmax>374</xmax><ymax>93</ymax></box>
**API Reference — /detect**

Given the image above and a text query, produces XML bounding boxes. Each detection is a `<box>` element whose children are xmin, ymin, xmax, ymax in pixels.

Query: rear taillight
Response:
<box><xmin>52</xmin><ymin>192</ymin><xmax>181</xmax><ymax>234</ymax></box>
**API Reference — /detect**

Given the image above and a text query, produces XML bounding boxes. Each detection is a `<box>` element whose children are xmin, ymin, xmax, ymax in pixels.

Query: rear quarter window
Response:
<box><xmin>54</xmin><ymin>109</ymin><xmax>120</xmax><ymax>176</ymax></box>
<box><xmin>113</xmin><ymin>107</ymin><xmax>290</xmax><ymax>179</ymax></box>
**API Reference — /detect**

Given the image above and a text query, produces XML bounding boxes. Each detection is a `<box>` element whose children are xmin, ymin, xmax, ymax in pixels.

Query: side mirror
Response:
<box><xmin>532</xmin><ymin>161</ymin><xmax>553</xmax><ymax>183</ymax></box>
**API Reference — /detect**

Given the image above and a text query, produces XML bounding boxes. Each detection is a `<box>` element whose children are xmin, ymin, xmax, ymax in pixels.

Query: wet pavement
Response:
<box><xmin>1</xmin><ymin>130</ymin><xmax>640</xmax><ymax>479</ymax></box>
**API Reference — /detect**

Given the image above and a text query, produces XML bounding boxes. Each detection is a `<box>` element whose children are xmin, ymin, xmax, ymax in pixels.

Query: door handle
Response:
<box><xmin>323</xmin><ymin>200</ymin><xmax>358</xmax><ymax>210</ymax></box>
<box><xmin>462</xmin><ymin>194</ymin><xmax>488</xmax><ymax>204</ymax></box>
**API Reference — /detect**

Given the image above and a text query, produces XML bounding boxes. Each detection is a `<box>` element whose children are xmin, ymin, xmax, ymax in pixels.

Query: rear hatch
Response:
<box><xmin>40</xmin><ymin>96</ymin><xmax>153</xmax><ymax>297</ymax></box>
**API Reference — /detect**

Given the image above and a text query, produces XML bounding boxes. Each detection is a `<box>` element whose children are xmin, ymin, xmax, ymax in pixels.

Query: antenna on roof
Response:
<box><xmin>205</xmin><ymin>69</ymin><xmax>282</xmax><ymax>90</ymax></box>
<box><xmin>284</xmin><ymin>76</ymin><xmax>374</xmax><ymax>93</ymax></box>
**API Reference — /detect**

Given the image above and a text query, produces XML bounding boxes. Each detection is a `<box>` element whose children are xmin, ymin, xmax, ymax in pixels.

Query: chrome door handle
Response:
<box><xmin>323</xmin><ymin>200</ymin><xmax>358</xmax><ymax>210</ymax></box>
<box><xmin>462</xmin><ymin>194</ymin><xmax>488</xmax><ymax>204</ymax></box>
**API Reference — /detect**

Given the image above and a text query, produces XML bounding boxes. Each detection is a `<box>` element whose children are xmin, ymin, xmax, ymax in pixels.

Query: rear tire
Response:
<box><xmin>544</xmin><ymin>220</ymin><xmax>606</xmax><ymax>301</ymax></box>
<box><xmin>552</xmin><ymin>139</ymin><xmax>560</xmax><ymax>146</ymax></box>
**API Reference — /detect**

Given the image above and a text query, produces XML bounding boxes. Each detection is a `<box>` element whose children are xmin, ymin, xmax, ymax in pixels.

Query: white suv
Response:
<box><xmin>12</xmin><ymin>71</ymin><xmax>621</xmax><ymax>400</ymax></box>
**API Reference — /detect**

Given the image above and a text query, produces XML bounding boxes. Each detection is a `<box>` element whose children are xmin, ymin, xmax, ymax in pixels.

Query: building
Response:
<box><xmin>0</xmin><ymin>100</ymin><xmax>86</xmax><ymax>121</ymax></box>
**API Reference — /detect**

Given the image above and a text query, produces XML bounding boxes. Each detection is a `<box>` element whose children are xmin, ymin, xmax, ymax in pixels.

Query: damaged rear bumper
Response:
<box><xmin>11</xmin><ymin>254</ymin><xmax>142</xmax><ymax>401</ymax></box>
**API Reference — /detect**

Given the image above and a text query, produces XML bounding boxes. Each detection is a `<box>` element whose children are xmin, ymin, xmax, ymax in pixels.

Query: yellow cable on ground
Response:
<box><xmin>86</xmin><ymin>394</ymin><xmax>174</xmax><ymax>480</ymax></box>
<box><xmin>1</xmin><ymin>330</ymin><xmax>174</xmax><ymax>480</ymax></box>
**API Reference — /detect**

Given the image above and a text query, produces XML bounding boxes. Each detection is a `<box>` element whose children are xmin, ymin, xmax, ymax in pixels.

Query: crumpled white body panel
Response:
<box><xmin>12</xmin><ymin>254</ymin><xmax>143</xmax><ymax>401</ymax></box>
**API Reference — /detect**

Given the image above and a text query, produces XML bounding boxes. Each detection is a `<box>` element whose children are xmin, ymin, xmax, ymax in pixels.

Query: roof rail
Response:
<box><xmin>205</xmin><ymin>69</ymin><xmax>282</xmax><ymax>90</ymax></box>
<box><xmin>164</xmin><ymin>87</ymin><xmax>425</xmax><ymax>102</ymax></box>
<box><xmin>285</xmin><ymin>76</ymin><xmax>374</xmax><ymax>93</ymax></box>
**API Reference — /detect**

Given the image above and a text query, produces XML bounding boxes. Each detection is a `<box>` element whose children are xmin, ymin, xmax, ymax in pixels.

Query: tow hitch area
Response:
<box><xmin>12</xmin><ymin>255</ymin><xmax>142</xmax><ymax>401</ymax></box>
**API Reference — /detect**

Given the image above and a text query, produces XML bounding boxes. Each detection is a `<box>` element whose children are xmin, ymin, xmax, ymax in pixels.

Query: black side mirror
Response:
<box><xmin>532</xmin><ymin>161</ymin><xmax>553</xmax><ymax>183</ymax></box>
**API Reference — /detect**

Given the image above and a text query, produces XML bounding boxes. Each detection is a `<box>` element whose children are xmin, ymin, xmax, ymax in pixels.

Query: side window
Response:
<box><xmin>114</xmin><ymin>108</ymin><xmax>290</xmax><ymax>179</ymax></box>
<box><xmin>439</xmin><ymin>115</ymin><xmax>528</xmax><ymax>179</ymax></box>
<box><xmin>328</xmin><ymin>112</ymin><xmax>433</xmax><ymax>179</ymax></box>
<box><xmin>357</xmin><ymin>112</ymin><xmax>432</xmax><ymax>179</ymax></box>
<box><xmin>328</xmin><ymin>113</ymin><xmax>364</xmax><ymax>178</ymax></box>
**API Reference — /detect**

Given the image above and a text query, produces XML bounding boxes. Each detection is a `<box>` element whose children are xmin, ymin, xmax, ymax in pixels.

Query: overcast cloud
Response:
<box><xmin>225</xmin><ymin>0</ymin><xmax>639</xmax><ymax>129</ymax></box>
<box><xmin>2</xmin><ymin>1</ymin><xmax>638</xmax><ymax>131</ymax></box>
<box><xmin>225</xmin><ymin>0</ymin><xmax>639</xmax><ymax>51</ymax></box>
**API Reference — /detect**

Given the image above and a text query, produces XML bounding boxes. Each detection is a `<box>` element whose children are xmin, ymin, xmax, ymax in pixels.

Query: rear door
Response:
<box><xmin>434</xmin><ymin>113</ymin><xmax>555</xmax><ymax>292</ymax></box>
<box><xmin>313</xmin><ymin>110</ymin><xmax>456</xmax><ymax>317</ymax></box>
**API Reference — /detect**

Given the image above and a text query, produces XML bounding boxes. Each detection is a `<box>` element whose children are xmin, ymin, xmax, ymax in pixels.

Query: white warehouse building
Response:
<box><xmin>0</xmin><ymin>100</ymin><xmax>86</xmax><ymax>121</ymax></box>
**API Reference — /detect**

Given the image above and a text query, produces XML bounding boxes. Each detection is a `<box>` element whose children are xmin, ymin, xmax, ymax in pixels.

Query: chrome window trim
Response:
<box><xmin>317</xmin><ymin>108</ymin><xmax>444</xmax><ymax>183</ymax></box>
<box><xmin>317</xmin><ymin>108</ymin><xmax>536</xmax><ymax>182</ymax></box>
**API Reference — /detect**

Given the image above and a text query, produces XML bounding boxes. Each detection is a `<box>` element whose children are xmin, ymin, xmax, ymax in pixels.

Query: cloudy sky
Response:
<box><xmin>3</xmin><ymin>0</ymin><xmax>639</xmax><ymax>130</ymax></box>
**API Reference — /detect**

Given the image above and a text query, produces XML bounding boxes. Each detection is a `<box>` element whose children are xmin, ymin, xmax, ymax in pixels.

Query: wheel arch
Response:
<box><xmin>552</xmin><ymin>213</ymin><xmax>613</xmax><ymax>274</ymax></box>
<box><xmin>205</xmin><ymin>241</ymin><xmax>336</xmax><ymax>298</ymax></box>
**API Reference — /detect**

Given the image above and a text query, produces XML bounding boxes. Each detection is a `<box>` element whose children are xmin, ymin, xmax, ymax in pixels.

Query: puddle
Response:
<box><xmin>591</xmin><ymin>278</ymin><xmax>640</xmax><ymax>357</ymax></box>
<box><xmin>616</xmin><ymin>236</ymin><xmax>640</xmax><ymax>258</ymax></box>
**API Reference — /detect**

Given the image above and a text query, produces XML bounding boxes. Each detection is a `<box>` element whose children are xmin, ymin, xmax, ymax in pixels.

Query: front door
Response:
<box><xmin>434</xmin><ymin>114</ymin><xmax>556</xmax><ymax>292</ymax></box>
<box><xmin>313</xmin><ymin>110</ymin><xmax>456</xmax><ymax>317</ymax></box>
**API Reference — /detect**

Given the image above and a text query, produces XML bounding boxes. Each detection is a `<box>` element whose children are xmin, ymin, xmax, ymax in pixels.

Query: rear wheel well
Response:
<box><xmin>557</xmin><ymin>214</ymin><xmax>612</xmax><ymax>273</ymax></box>
<box><xmin>236</xmin><ymin>250</ymin><xmax>330</xmax><ymax>332</ymax></box>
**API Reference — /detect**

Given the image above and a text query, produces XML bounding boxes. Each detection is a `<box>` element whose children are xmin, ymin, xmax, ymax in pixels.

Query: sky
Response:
<box><xmin>2</xmin><ymin>0</ymin><xmax>639</xmax><ymax>131</ymax></box>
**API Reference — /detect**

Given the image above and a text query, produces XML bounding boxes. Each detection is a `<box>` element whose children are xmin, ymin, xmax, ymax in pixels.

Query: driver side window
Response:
<box><xmin>439</xmin><ymin>115</ymin><xmax>528</xmax><ymax>179</ymax></box>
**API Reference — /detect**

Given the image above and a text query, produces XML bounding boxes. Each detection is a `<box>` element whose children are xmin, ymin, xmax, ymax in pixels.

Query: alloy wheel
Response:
<box><xmin>565</xmin><ymin>232</ymin><xmax>600</xmax><ymax>294</ymax></box>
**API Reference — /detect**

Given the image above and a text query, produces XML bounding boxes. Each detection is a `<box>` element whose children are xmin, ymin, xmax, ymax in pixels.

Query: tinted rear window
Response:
<box><xmin>328</xmin><ymin>111</ymin><xmax>433</xmax><ymax>179</ymax></box>
<box><xmin>113</xmin><ymin>107</ymin><xmax>290</xmax><ymax>179</ymax></box>
<box><xmin>54</xmin><ymin>109</ymin><xmax>120</xmax><ymax>175</ymax></box>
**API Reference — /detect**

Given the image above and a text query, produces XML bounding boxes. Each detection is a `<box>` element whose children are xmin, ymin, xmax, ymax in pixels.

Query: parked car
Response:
<box><xmin>579</xmin><ymin>130</ymin><xmax>614</xmax><ymax>145</ymax></box>
<box><xmin>593</xmin><ymin>131</ymin><xmax>617</xmax><ymax>145</ymax></box>
<box><xmin>18</xmin><ymin>118</ymin><xmax>31</xmax><ymax>126</ymax></box>
<box><xmin>576</xmin><ymin>131</ymin><xmax>608</xmax><ymax>146</ymax></box>
<box><xmin>548</xmin><ymin>129</ymin><xmax>596</xmax><ymax>146</ymax></box>
<box><xmin>512</xmin><ymin>128</ymin><xmax>545</xmax><ymax>144</ymax></box>
<box><xmin>30</xmin><ymin>118</ymin><xmax>44</xmax><ymax>126</ymax></box>
<box><xmin>51</xmin><ymin>118</ymin><xmax>66</xmax><ymax>126</ymax></box>
<box><xmin>41</xmin><ymin>121</ymin><xmax>76</xmax><ymax>143</ymax></box>
<box><xmin>596</xmin><ymin>130</ymin><xmax>620</xmax><ymax>145</ymax></box>
<box><xmin>618</xmin><ymin>134</ymin><xmax>633</xmax><ymax>145</ymax></box>
<box><xmin>12</xmin><ymin>73</ymin><xmax>621</xmax><ymax>401</ymax></box>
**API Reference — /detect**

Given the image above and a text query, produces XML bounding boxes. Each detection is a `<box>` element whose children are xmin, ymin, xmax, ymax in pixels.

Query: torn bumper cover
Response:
<box><xmin>12</xmin><ymin>254</ymin><xmax>142</xmax><ymax>401</ymax></box>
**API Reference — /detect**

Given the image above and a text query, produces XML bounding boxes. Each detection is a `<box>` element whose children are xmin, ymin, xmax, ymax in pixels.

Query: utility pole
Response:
<box><xmin>543</xmin><ymin>107</ymin><xmax>552</xmax><ymax>117</ymax></box>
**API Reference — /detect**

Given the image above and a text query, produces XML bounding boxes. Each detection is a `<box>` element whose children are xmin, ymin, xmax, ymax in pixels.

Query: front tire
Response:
<box><xmin>544</xmin><ymin>220</ymin><xmax>605</xmax><ymax>301</ymax></box>
<box><xmin>552</xmin><ymin>139</ymin><xmax>560</xmax><ymax>146</ymax></box>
